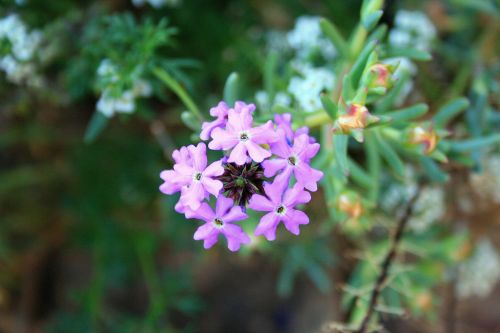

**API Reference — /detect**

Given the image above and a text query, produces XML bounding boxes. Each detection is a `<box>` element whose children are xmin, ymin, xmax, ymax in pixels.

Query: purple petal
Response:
<box><xmin>222</xmin><ymin>224</ymin><xmax>251</xmax><ymax>251</ymax></box>
<box><xmin>180</xmin><ymin>182</ymin><xmax>205</xmax><ymax>210</ymax></box>
<box><xmin>248</xmin><ymin>121</ymin><xmax>278</xmax><ymax>144</ymax></box>
<box><xmin>203</xmin><ymin>235</ymin><xmax>219</xmax><ymax>249</ymax></box>
<box><xmin>173</xmin><ymin>163</ymin><xmax>195</xmax><ymax>177</ymax></box>
<box><xmin>203</xmin><ymin>159</ymin><xmax>224</xmax><ymax>177</ymax></box>
<box><xmin>282</xmin><ymin>209</ymin><xmax>309</xmax><ymax>235</ymax></box>
<box><xmin>215</xmin><ymin>196</ymin><xmax>234</xmax><ymax>216</ymax></box>
<box><xmin>262</xmin><ymin>158</ymin><xmax>288</xmax><ymax>178</ymax></box>
<box><xmin>172</xmin><ymin>146</ymin><xmax>191</xmax><ymax>165</ymax></box>
<box><xmin>209</xmin><ymin>127</ymin><xmax>238</xmax><ymax>150</ymax></box>
<box><xmin>282</xmin><ymin>183</ymin><xmax>312</xmax><ymax>207</ymax></box>
<box><xmin>200</xmin><ymin>117</ymin><xmax>226</xmax><ymax>141</ymax></box>
<box><xmin>254</xmin><ymin>212</ymin><xmax>280</xmax><ymax>241</ymax></box>
<box><xmin>245</xmin><ymin>141</ymin><xmax>272</xmax><ymax>163</ymax></box>
<box><xmin>263</xmin><ymin>178</ymin><xmax>288</xmax><ymax>204</ymax></box>
<box><xmin>188</xmin><ymin>143</ymin><xmax>207</xmax><ymax>171</ymax></box>
<box><xmin>201</xmin><ymin>177</ymin><xmax>223</xmax><ymax>196</ymax></box>
<box><xmin>193</xmin><ymin>222</ymin><xmax>217</xmax><ymax>240</ymax></box>
<box><xmin>209</xmin><ymin>101</ymin><xmax>229</xmax><ymax>117</ymax></box>
<box><xmin>269</xmin><ymin>130</ymin><xmax>292</xmax><ymax>158</ymax></box>
<box><xmin>184</xmin><ymin>202</ymin><xmax>215</xmax><ymax>221</ymax></box>
<box><xmin>294</xmin><ymin>163</ymin><xmax>323</xmax><ymax>192</ymax></box>
<box><xmin>226</xmin><ymin>108</ymin><xmax>252</xmax><ymax>132</ymax></box>
<box><xmin>234</xmin><ymin>101</ymin><xmax>256</xmax><ymax>114</ymax></box>
<box><xmin>248</xmin><ymin>194</ymin><xmax>274</xmax><ymax>212</ymax></box>
<box><xmin>222</xmin><ymin>206</ymin><xmax>247</xmax><ymax>223</ymax></box>
<box><xmin>159</xmin><ymin>170</ymin><xmax>182</xmax><ymax>194</ymax></box>
<box><xmin>274</xmin><ymin>113</ymin><xmax>294</xmax><ymax>142</ymax></box>
<box><xmin>227</xmin><ymin>142</ymin><xmax>248</xmax><ymax>165</ymax></box>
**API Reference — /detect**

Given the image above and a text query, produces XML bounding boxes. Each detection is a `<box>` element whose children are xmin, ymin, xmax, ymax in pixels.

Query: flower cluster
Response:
<box><xmin>287</xmin><ymin>16</ymin><xmax>336</xmax><ymax>61</ymax></box>
<box><xmin>160</xmin><ymin>101</ymin><xmax>323</xmax><ymax>251</ymax></box>
<box><xmin>456</xmin><ymin>238</ymin><xmax>500</xmax><ymax>299</ymax></box>
<box><xmin>95</xmin><ymin>59</ymin><xmax>152</xmax><ymax>117</ymax></box>
<box><xmin>0</xmin><ymin>14</ymin><xmax>42</xmax><ymax>85</ymax></box>
<box><xmin>288</xmin><ymin>64</ymin><xmax>335</xmax><ymax>113</ymax></box>
<box><xmin>388</xmin><ymin>10</ymin><xmax>436</xmax><ymax>52</ymax></box>
<box><xmin>132</xmin><ymin>0</ymin><xmax>181</xmax><ymax>8</ymax></box>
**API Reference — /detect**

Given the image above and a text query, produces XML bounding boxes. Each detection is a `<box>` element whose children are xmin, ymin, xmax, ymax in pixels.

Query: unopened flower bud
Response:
<box><xmin>333</xmin><ymin>104</ymin><xmax>379</xmax><ymax>141</ymax></box>
<box><xmin>368</xmin><ymin>64</ymin><xmax>394</xmax><ymax>89</ymax></box>
<box><xmin>408</xmin><ymin>125</ymin><xmax>439</xmax><ymax>154</ymax></box>
<box><xmin>338</xmin><ymin>193</ymin><xmax>363</xmax><ymax>219</ymax></box>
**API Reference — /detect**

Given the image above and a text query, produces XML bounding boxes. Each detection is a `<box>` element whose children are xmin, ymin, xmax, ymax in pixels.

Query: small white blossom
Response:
<box><xmin>456</xmin><ymin>238</ymin><xmax>500</xmax><ymax>299</ymax></box>
<box><xmin>389</xmin><ymin>10</ymin><xmax>436</xmax><ymax>52</ymax></box>
<box><xmin>288</xmin><ymin>65</ymin><xmax>335</xmax><ymax>113</ymax></box>
<box><xmin>255</xmin><ymin>90</ymin><xmax>291</xmax><ymax>111</ymax></box>
<box><xmin>0</xmin><ymin>14</ymin><xmax>42</xmax><ymax>85</ymax></box>
<box><xmin>96</xmin><ymin>59</ymin><xmax>153</xmax><ymax>117</ymax></box>
<box><xmin>132</xmin><ymin>0</ymin><xmax>181</xmax><ymax>8</ymax></box>
<box><xmin>287</xmin><ymin>16</ymin><xmax>336</xmax><ymax>60</ymax></box>
<box><xmin>470</xmin><ymin>154</ymin><xmax>500</xmax><ymax>204</ymax></box>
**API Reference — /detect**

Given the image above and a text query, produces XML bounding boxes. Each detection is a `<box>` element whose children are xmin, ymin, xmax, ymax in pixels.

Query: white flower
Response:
<box><xmin>388</xmin><ymin>10</ymin><xmax>436</xmax><ymax>52</ymax></box>
<box><xmin>255</xmin><ymin>90</ymin><xmax>291</xmax><ymax>111</ymax></box>
<box><xmin>288</xmin><ymin>65</ymin><xmax>335</xmax><ymax>113</ymax></box>
<box><xmin>287</xmin><ymin>16</ymin><xmax>336</xmax><ymax>60</ymax></box>
<box><xmin>0</xmin><ymin>14</ymin><xmax>42</xmax><ymax>84</ymax></box>
<box><xmin>456</xmin><ymin>238</ymin><xmax>500</xmax><ymax>299</ymax></box>
<box><xmin>131</xmin><ymin>0</ymin><xmax>181</xmax><ymax>8</ymax></box>
<box><xmin>470</xmin><ymin>154</ymin><xmax>500</xmax><ymax>204</ymax></box>
<box><xmin>408</xmin><ymin>186</ymin><xmax>445</xmax><ymax>232</ymax></box>
<box><xmin>265</xmin><ymin>30</ymin><xmax>290</xmax><ymax>54</ymax></box>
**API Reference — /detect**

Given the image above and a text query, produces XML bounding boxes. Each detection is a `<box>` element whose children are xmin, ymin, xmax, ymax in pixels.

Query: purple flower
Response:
<box><xmin>274</xmin><ymin>113</ymin><xmax>315</xmax><ymax>144</ymax></box>
<box><xmin>200</xmin><ymin>101</ymin><xmax>256</xmax><ymax>141</ymax></box>
<box><xmin>188</xmin><ymin>196</ymin><xmax>250</xmax><ymax>251</ymax></box>
<box><xmin>159</xmin><ymin>143</ymin><xmax>224</xmax><ymax>210</ymax></box>
<box><xmin>248</xmin><ymin>180</ymin><xmax>311</xmax><ymax>241</ymax></box>
<box><xmin>209</xmin><ymin>105</ymin><xmax>278</xmax><ymax>165</ymax></box>
<box><xmin>263</xmin><ymin>132</ymin><xmax>323</xmax><ymax>191</ymax></box>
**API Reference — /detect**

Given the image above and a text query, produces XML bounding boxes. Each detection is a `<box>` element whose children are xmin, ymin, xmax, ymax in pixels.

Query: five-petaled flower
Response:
<box><xmin>159</xmin><ymin>143</ymin><xmax>224</xmax><ymax>210</ymax></box>
<box><xmin>209</xmin><ymin>106</ymin><xmax>278</xmax><ymax>165</ymax></box>
<box><xmin>249</xmin><ymin>180</ymin><xmax>311</xmax><ymax>241</ymax></box>
<box><xmin>263</xmin><ymin>131</ymin><xmax>323</xmax><ymax>191</ymax></box>
<box><xmin>187</xmin><ymin>196</ymin><xmax>250</xmax><ymax>251</ymax></box>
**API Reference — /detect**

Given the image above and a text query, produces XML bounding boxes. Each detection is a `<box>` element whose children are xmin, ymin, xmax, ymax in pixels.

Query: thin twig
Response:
<box><xmin>355</xmin><ymin>185</ymin><xmax>422</xmax><ymax>333</ymax></box>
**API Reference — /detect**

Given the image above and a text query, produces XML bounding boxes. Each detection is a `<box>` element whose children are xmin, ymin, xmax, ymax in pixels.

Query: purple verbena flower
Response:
<box><xmin>159</xmin><ymin>143</ymin><xmax>224</xmax><ymax>211</ymax></box>
<box><xmin>274</xmin><ymin>113</ymin><xmax>316</xmax><ymax>144</ymax></box>
<box><xmin>209</xmin><ymin>105</ymin><xmax>278</xmax><ymax>165</ymax></box>
<box><xmin>262</xmin><ymin>132</ymin><xmax>323</xmax><ymax>191</ymax></box>
<box><xmin>187</xmin><ymin>196</ymin><xmax>250</xmax><ymax>251</ymax></box>
<box><xmin>248</xmin><ymin>180</ymin><xmax>311</xmax><ymax>241</ymax></box>
<box><xmin>200</xmin><ymin>101</ymin><xmax>256</xmax><ymax>141</ymax></box>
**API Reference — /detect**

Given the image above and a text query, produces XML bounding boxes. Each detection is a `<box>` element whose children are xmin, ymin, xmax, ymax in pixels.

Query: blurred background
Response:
<box><xmin>0</xmin><ymin>0</ymin><xmax>499</xmax><ymax>332</ymax></box>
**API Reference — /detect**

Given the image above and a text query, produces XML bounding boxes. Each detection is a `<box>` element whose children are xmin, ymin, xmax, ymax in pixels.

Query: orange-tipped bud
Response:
<box><xmin>409</xmin><ymin>125</ymin><xmax>439</xmax><ymax>154</ymax></box>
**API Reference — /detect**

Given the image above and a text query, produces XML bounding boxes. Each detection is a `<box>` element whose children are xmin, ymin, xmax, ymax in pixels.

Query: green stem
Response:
<box><xmin>153</xmin><ymin>67</ymin><xmax>203</xmax><ymax>121</ymax></box>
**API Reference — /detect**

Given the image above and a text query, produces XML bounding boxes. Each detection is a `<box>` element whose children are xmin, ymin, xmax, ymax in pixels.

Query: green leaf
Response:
<box><xmin>362</xmin><ymin>10</ymin><xmax>383</xmax><ymax>31</ymax></box>
<box><xmin>364</xmin><ymin>132</ymin><xmax>381</xmax><ymax>203</ymax></box>
<box><xmin>84</xmin><ymin>112</ymin><xmax>109</xmax><ymax>143</ymax></box>
<box><xmin>376</xmin><ymin>71</ymin><xmax>412</xmax><ymax>112</ymax></box>
<box><xmin>334</xmin><ymin>134</ymin><xmax>349</xmax><ymax>176</ymax></box>
<box><xmin>153</xmin><ymin>67</ymin><xmax>203</xmax><ymax>120</ymax></box>
<box><xmin>385</xmin><ymin>47</ymin><xmax>432</xmax><ymax>61</ymax></box>
<box><xmin>347</xmin><ymin>158</ymin><xmax>374</xmax><ymax>189</ymax></box>
<box><xmin>320</xmin><ymin>94</ymin><xmax>338</xmax><ymax>119</ymax></box>
<box><xmin>320</xmin><ymin>18</ymin><xmax>350</xmax><ymax>59</ymax></box>
<box><xmin>367</xmin><ymin>24</ymin><xmax>387</xmax><ymax>43</ymax></box>
<box><xmin>223</xmin><ymin>72</ymin><xmax>239</xmax><ymax>106</ymax></box>
<box><xmin>374</xmin><ymin>133</ymin><xmax>405</xmax><ymax>178</ymax></box>
<box><xmin>181</xmin><ymin>111</ymin><xmax>201</xmax><ymax>131</ymax></box>
<box><xmin>448</xmin><ymin>135</ymin><xmax>500</xmax><ymax>152</ymax></box>
<box><xmin>382</xmin><ymin>104</ymin><xmax>428</xmax><ymax>123</ymax></box>
<box><xmin>420</xmin><ymin>156</ymin><xmax>449</xmax><ymax>183</ymax></box>
<box><xmin>433</xmin><ymin>97</ymin><xmax>469</xmax><ymax>127</ymax></box>
<box><xmin>264</xmin><ymin>52</ymin><xmax>278</xmax><ymax>101</ymax></box>
<box><xmin>349</xmin><ymin>40</ymin><xmax>378</xmax><ymax>89</ymax></box>
<box><xmin>305</xmin><ymin>262</ymin><xmax>332</xmax><ymax>293</ymax></box>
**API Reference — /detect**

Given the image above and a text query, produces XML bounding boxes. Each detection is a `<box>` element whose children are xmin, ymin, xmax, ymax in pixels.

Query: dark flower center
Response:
<box><xmin>194</xmin><ymin>172</ymin><xmax>202</xmax><ymax>181</ymax></box>
<box><xmin>214</xmin><ymin>218</ymin><xmax>224</xmax><ymax>227</ymax></box>
<box><xmin>288</xmin><ymin>156</ymin><xmax>297</xmax><ymax>165</ymax></box>
<box><xmin>217</xmin><ymin>162</ymin><xmax>266</xmax><ymax>206</ymax></box>
<box><xmin>239</xmin><ymin>132</ymin><xmax>249</xmax><ymax>141</ymax></box>
<box><xmin>276</xmin><ymin>205</ymin><xmax>286</xmax><ymax>215</ymax></box>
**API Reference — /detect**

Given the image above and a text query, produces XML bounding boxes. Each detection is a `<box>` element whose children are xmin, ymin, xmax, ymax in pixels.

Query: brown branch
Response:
<box><xmin>355</xmin><ymin>185</ymin><xmax>422</xmax><ymax>333</ymax></box>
